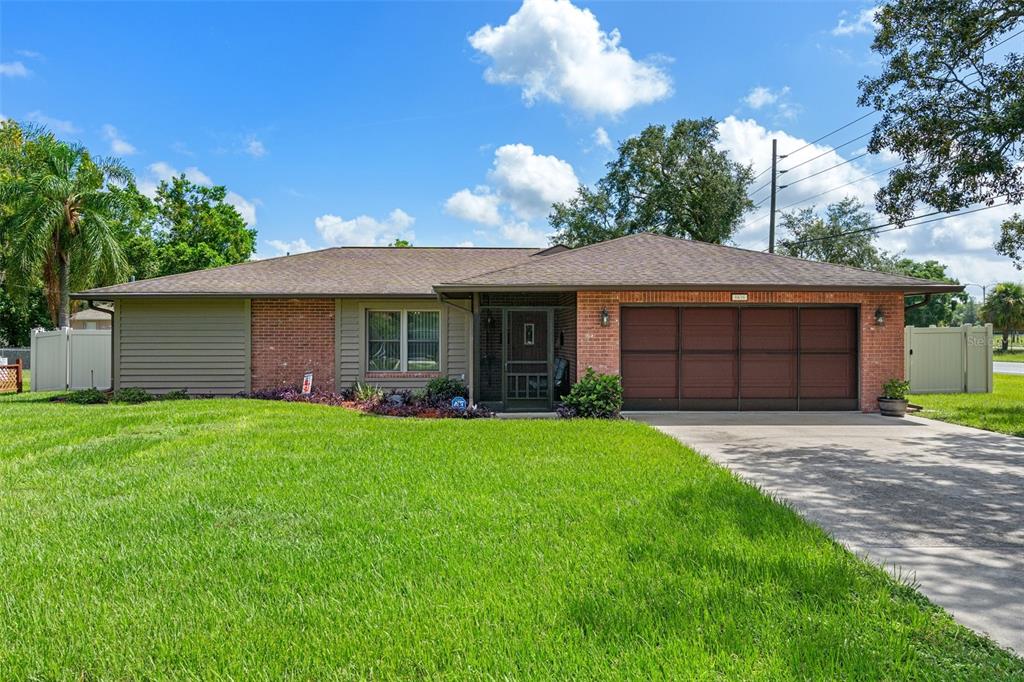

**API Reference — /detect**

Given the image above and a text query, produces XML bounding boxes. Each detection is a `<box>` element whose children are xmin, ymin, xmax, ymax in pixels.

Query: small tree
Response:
<box><xmin>981</xmin><ymin>282</ymin><xmax>1024</xmax><ymax>351</ymax></box>
<box><xmin>777</xmin><ymin>198</ymin><xmax>889</xmax><ymax>269</ymax></box>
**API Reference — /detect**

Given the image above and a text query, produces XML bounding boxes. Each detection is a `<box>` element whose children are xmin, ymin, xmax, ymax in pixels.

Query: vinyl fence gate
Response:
<box><xmin>904</xmin><ymin>324</ymin><xmax>993</xmax><ymax>394</ymax></box>
<box><xmin>30</xmin><ymin>328</ymin><xmax>112</xmax><ymax>392</ymax></box>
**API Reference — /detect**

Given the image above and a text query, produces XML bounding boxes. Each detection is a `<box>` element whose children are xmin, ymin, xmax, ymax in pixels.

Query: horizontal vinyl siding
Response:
<box><xmin>117</xmin><ymin>299</ymin><xmax>249</xmax><ymax>395</ymax></box>
<box><xmin>446</xmin><ymin>305</ymin><xmax>470</xmax><ymax>382</ymax></box>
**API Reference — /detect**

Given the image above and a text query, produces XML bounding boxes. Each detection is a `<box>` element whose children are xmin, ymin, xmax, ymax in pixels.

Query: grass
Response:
<box><xmin>994</xmin><ymin>350</ymin><xmax>1024</xmax><ymax>363</ymax></box>
<box><xmin>912</xmin><ymin>374</ymin><xmax>1024</xmax><ymax>437</ymax></box>
<box><xmin>1</xmin><ymin>397</ymin><xmax>1020</xmax><ymax>678</ymax></box>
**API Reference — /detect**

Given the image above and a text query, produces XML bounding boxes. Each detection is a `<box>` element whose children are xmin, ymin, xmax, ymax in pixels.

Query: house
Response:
<box><xmin>72</xmin><ymin>233</ymin><xmax>962</xmax><ymax>412</ymax></box>
<box><xmin>70</xmin><ymin>304</ymin><xmax>113</xmax><ymax>330</ymax></box>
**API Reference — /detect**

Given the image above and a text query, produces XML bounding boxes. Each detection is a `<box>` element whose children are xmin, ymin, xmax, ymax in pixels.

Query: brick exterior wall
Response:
<box><xmin>576</xmin><ymin>290</ymin><xmax>905</xmax><ymax>412</ymax></box>
<box><xmin>251</xmin><ymin>298</ymin><xmax>336</xmax><ymax>392</ymax></box>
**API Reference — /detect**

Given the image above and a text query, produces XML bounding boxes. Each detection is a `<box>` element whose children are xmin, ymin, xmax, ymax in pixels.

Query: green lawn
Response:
<box><xmin>912</xmin><ymin>374</ymin><xmax>1024</xmax><ymax>437</ymax></box>
<box><xmin>1</xmin><ymin>397</ymin><xmax>1020</xmax><ymax>678</ymax></box>
<box><xmin>994</xmin><ymin>350</ymin><xmax>1024</xmax><ymax>362</ymax></box>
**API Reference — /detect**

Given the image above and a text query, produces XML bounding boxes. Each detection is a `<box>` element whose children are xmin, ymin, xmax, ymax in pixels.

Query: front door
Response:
<box><xmin>505</xmin><ymin>309</ymin><xmax>551</xmax><ymax>410</ymax></box>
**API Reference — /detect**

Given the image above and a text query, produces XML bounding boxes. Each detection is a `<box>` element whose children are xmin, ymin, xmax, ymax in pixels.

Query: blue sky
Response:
<box><xmin>1</xmin><ymin>1</ymin><xmax>1017</xmax><ymax>288</ymax></box>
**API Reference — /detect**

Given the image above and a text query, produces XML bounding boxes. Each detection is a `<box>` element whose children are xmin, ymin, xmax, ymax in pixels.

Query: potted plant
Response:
<box><xmin>878</xmin><ymin>378</ymin><xmax>910</xmax><ymax>417</ymax></box>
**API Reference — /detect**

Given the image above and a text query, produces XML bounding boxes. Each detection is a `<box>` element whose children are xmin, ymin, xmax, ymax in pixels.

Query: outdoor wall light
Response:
<box><xmin>600</xmin><ymin>308</ymin><xmax>610</xmax><ymax>327</ymax></box>
<box><xmin>874</xmin><ymin>307</ymin><xmax>886</xmax><ymax>326</ymax></box>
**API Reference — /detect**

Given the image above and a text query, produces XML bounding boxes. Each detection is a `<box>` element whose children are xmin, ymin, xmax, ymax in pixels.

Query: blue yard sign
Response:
<box><xmin>451</xmin><ymin>396</ymin><xmax>467</xmax><ymax>411</ymax></box>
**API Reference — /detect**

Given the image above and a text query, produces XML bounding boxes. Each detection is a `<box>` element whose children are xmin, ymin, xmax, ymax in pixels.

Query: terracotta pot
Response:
<box><xmin>878</xmin><ymin>397</ymin><xmax>908</xmax><ymax>417</ymax></box>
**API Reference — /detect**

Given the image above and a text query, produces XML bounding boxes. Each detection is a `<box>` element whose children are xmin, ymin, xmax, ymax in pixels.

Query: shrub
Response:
<box><xmin>423</xmin><ymin>376</ymin><xmax>469</xmax><ymax>405</ymax></box>
<box><xmin>160</xmin><ymin>389</ymin><xmax>190</xmax><ymax>401</ymax></box>
<box><xmin>63</xmin><ymin>388</ymin><xmax>109</xmax><ymax>405</ymax></box>
<box><xmin>559</xmin><ymin>368</ymin><xmax>623</xmax><ymax>419</ymax></box>
<box><xmin>881</xmin><ymin>378</ymin><xmax>910</xmax><ymax>401</ymax></box>
<box><xmin>112</xmin><ymin>387</ymin><xmax>155</xmax><ymax>404</ymax></box>
<box><xmin>246</xmin><ymin>387</ymin><xmax>351</xmax><ymax>406</ymax></box>
<box><xmin>353</xmin><ymin>382</ymin><xmax>385</xmax><ymax>403</ymax></box>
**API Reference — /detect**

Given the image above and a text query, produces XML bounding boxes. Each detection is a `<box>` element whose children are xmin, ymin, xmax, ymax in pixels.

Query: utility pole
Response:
<box><xmin>768</xmin><ymin>138</ymin><xmax>778</xmax><ymax>254</ymax></box>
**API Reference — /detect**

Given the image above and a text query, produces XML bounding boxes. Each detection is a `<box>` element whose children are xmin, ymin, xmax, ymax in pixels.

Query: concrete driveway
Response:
<box><xmin>629</xmin><ymin>411</ymin><xmax>1024</xmax><ymax>654</ymax></box>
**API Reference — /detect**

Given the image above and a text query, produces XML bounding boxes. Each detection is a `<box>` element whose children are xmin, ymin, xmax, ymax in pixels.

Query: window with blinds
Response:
<box><xmin>366</xmin><ymin>310</ymin><xmax>440</xmax><ymax>372</ymax></box>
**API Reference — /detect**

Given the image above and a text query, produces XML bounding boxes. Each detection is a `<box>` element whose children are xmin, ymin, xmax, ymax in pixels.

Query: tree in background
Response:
<box><xmin>995</xmin><ymin>215</ymin><xmax>1024</xmax><ymax>269</ymax></box>
<box><xmin>952</xmin><ymin>298</ymin><xmax>980</xmax><ymax>326</ymax></box>
<box><xmin>108</xmin><ymin>184</ymin><xmax>160</xmax><ymax>282</ymax></box>
<box><xmin>388</xmin><ymin>238</ymin><xmax>412</xmax><ymax>247</ymax></box>
<box><xmin>858</xmin><ymin>1</ymin><xmax>1023</xmax><ymax>257</ymax></box>
<box><xmin>549</xmin><ymin>119</ymin><xmax>753</xmax><ymax>247</ymax></box>
<box><xmin>982</xmin><ymin>282</ymin><xmax>1024</xmax><ymax>351</ymax></box>
<box><xmin>0</xmin><ymin>128</ymin><xmax>130</xmax><ymax>327</ymax></box>
<box><xmin>777</xmin><ymin>198</ymin><xmax>889</xmax><ymax>269</ymax></box>
<box><xmin>152</xmin><ymin>175</ymin><xmax>256</xmax><ymax>276</ymax></box>
<box><xmin>888</xmin><ymin>258</ymin><xmax>967</xmax><ymax>327</ymax></box>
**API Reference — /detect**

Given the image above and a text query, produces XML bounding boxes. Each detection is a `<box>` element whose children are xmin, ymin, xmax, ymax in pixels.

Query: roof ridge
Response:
<box><xmin>443</xmin><ymin>232</ymin><xmax>651</xmax><ymax>284</ymax></box>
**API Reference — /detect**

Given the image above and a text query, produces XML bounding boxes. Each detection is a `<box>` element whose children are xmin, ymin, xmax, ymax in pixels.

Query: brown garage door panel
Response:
<box><xmin>621</xmin><ymin>353</ymin><xmax>677</xmax><ymax>399</ymax></box>
<box><xmin>621</xmin><ymin>307</ymin><xmax>677</xmax><ymax>352</ymax></box>
<box><xmin>800</xmin><ymin>308</ymin><xmax>856</xmax><ymax>352</ymax></box>
<box><xmin>800</xmin><ymin>354</ymin><xmax>857</xmax><ymax>398</ymax></box>
<box><xmin>681</xmin><ymin>354</ymin><xmax>737</xmax><ymax>398</ymax></box>
<box><xmin>739</xmin><ymin>353</ymin><xmax>797</xmax><ymax>398</ymax></box>
<box><xmin>681</xmin><ymin>308</ymin><xmax>737</xmax><ymax>351</ymax></box>
<box><xmin>740</xmin><ymin>308</ymin><xmax>797</xmax><ymax>351</ymax></box>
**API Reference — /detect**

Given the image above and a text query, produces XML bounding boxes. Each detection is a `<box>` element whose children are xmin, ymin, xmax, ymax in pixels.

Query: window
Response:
<box><xmin>524</xmin><ymin>322</ymin><xmax>535</xmax><ymax>346</ymax></box>
<box><xmin>366</xmin><ymin>310</ymin><xmax>440</xmax><ymax>372</ymax></box>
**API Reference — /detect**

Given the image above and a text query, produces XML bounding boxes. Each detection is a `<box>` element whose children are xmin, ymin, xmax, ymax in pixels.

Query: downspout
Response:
<box><xmin>88</xmin><ymin>300</ymin><xmax>115</xmax><ymax>391</ymax></box>
<box><xmin>904</xmin><ymin>294</ymin><xmax>933</xmax><ymax>311</ymax></box>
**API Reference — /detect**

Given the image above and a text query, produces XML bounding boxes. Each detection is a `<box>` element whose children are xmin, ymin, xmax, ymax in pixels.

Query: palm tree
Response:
<box><xmin>0</xmin><ymin>131</ymin><xmax>130</xmax><ymax>327</ymax></box>
<box><xmin>981</xmin><ymin>282</ymin><xmax>1024</xmax><ymax>352</ymax></box>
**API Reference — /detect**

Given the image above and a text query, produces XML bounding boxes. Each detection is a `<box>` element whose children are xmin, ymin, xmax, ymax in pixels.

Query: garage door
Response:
<box><xmin>621</xmin><ymin>306</ymin><xmax>857</xmax><ymax>411</ymax></box>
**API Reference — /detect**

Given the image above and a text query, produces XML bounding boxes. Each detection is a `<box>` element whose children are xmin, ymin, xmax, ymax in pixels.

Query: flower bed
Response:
<box><xmin>245</xmin><ymin>385</ymin><xmax>493</xmax><ymax>419</ymax></box>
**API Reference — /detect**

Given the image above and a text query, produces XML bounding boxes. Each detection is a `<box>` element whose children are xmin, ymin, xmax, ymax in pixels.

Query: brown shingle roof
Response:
<box><xmin>437</xmin><ymin>233</ymin><xmax>963</xmax><ymax>294</ymax></box>
<box><xmin>74</xmin><ymin>233</ymin><xmax>963</xmax><ymax>299</ymax></box>
<box><xmin>73</xmin><ymin>247</ymin><xmax>539</xmax><ymax>298</ymax></box>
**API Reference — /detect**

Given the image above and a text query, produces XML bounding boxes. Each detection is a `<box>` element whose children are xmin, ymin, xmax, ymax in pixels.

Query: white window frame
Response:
<box><xmin>366</xmin><ymin>309</ymin><xmax>441</xmax><ymax>372</ymax></box>
<box><xmin>524</xmin><ymin>322</ymin><xmax>535</xmax><ymax>346</ymax></box>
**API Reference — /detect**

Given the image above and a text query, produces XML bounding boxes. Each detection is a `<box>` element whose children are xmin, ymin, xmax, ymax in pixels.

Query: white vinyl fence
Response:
<box><xmin>905</xmin><ymin>324</ymin><xmax>993</xmax><ymax>394</ymax></box>
<box><xmin>30</xmin><ymin>328</ymin><xmax>112</xmax><ymax>392</ymax></box>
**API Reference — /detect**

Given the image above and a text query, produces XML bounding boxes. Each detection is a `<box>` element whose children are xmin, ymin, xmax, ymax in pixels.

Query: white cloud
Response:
<box><xmin>265</xmin><ymin>238</ymin><xmax>312</xmax><ymax>257</ymax></box>
<box><xmin>744</xmin><ymin>86</ymin><xmax>787</xmax><ymax>110</ymax></box>
<box><xmin>102</xmin><ymin>124</ymin><xmax>137</xmax><ymax>155</ymax></box>
<box><xmin>0</xmin><ymin>62</ymin><xmax>30</xmax><ymax>77</ymax></box>
<box><xmin>16</xmin><ymin>50</ymin><xmax>42</xmax><ymax>59</ymax></box>
<box><xmin>146</xmin><ymin>161</ymin><xmax>212</xmax><ymax>186</ymax></box>
<box><xmin>469</xmin><ymin>0</ymin><xmax>672</xmax><ymax>116</ymax></box>
<box><xmin>25</xmin><ymin>111</ymin><xmax>77</xmax><ymax>134</ymax></box>
<box><xmin>832</xmin><ymin>6</ymin><xmax>880</xmax><ymax>37</ymax></box>
<box><xmin>445</xmin><ymin>187</ymin><xmax>503</xmax><ymax>226</ymax></box>
<box><xmin>443</xmin><ymin>143</ymin><xmax>576</xmax><ymax>247</ymax></box>
<box><xmin>314</xmin><ymin>208</ymin><xmax>415</xmax><ymax>247</ymax></box>
<box><xmin>226</xmin><ymin>191</ymin><xmax>257</xmax><ymax>226</ymax></box>
<box><xmin>489</xmin><ymin>143</ymin><xmax>579</xmax><ymax>219</ymax></box>
<box><xmin>455</xmin><ymin>240</ymin><xmax>475</xmax><ymax>247</ymax></box>
<box><xmin>499</xmin><ymin>221</ymin><xmax>549</xmax><ymax>247</ymax></box>
<box><xmin>245</xmin><ymin>136</ymin><xmax>267</xmax><ymax>158</ymax></box>
<box><xmin>593</xmin><ymin>127</ymin><xmax>612</xmax><ymax>150</ymax></box>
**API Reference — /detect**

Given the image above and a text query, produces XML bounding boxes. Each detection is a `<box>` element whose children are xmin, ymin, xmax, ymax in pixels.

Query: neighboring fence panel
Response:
<box><xmin>30</xmin><ymin>328</ymin><xmax>112</xmax><ymax>391</ymax></box>
<box><xmin>905</xmin><ymin>324</ymin><xmax>993</xmax><ymax>394</ymax></box>
<box><xmin>0</xmin><ymin>348</ymin><xmax>30</xmax><ymax>370</ymax></box>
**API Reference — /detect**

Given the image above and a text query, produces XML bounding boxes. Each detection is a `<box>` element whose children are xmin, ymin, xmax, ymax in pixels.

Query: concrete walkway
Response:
<box><xmin>995</xmin><ymin>361</ymin><xmax>1024</xmax><ymax>375</ymax></box>
<box><xmin>628</xmin><ymin>411</ymin><xmax>1024</xmax><ymax>654</ymax></box>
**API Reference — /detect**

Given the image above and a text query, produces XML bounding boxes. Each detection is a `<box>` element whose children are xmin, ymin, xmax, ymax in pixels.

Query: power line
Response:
<box><xmin>779</xmin><ymin>25</ymin><xmax>1024</xmax><ymax>164</ymax></box>
<box><xmin>773</xmin><ymin>164</ymin><xmax>903</xmax><ymax>214</ymax></box>
<box><xmin>780</xmin><ymin>200</ymin><xmax>1009</xmax><ymax>249</ymax></box>
<box><xmin>779</xmin><ymin>130</ymin><xmax>873</xmax><ymax>174</ymax></box>
<box><xmin>778</xmin><ymin>152</ymin><xmax>870</xmax><ymax>190</ymax></box>
<box><xmin>781</xmin><ymin>111</ymin><xmax>877</xmax><ymax>160</ymax></box>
